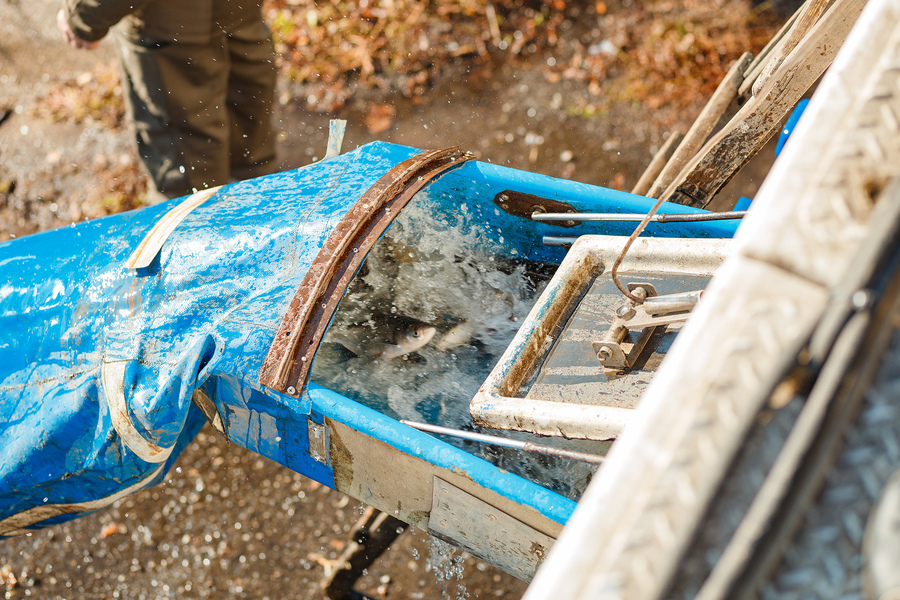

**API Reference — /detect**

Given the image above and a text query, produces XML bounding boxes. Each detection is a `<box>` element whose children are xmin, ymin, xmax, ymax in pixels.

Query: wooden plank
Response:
<box><xmin>749</xmin><ymin>0</ymin><xmax>831</xmax><ymax>98</ymax></box>
<box><xmin>660</xmin><ymin>0</ymin><xmax>866</xmax><ymax>209</ymax></box>
<box><xmin>327</xmin><ymin>419</ymin><xmax>564</xmax><ymax>537</ymax></box>
<box><xmin>645</xmin><ymin>53</ymin><xmax>753</xmax><ymax>199</ymax></box>
<box><xmin>630</xmin><ymin>129</ymin><xmax>683</xmax><ymax>196</ymax></box>
<box><xmin>739</xmin><ymin>7</ymin><xmax>802</xmax><ymax>98</ymax></box>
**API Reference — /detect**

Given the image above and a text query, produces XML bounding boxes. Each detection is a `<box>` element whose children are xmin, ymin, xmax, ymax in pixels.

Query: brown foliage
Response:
<box><xmin>264</xmin><ymin>0</ymin><xmax>782</xmax><ymax>112</ymax></box>
<box><xmin>31</xmin><ymin>64</ymin><xmax>126</xmax><ymax>129</ymax></box>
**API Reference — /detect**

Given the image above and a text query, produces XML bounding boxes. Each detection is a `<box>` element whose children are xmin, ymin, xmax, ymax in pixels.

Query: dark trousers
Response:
<box><xmin>115</xmin><ymin>16</ymin><xmax>276</xmax><ymax>201</ymax></box>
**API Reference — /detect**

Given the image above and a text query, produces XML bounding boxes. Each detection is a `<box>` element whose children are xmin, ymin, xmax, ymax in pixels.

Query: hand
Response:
<box><xmin>57</xmin><ymin>9</ymin><xmax>101</xmax><ymax>50</ymax></box>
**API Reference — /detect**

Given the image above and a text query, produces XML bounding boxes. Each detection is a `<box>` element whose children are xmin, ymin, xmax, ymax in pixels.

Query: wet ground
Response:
<box><xmin>0</xmin><ymin>1</ymin><xmax>782</xmax><ymax>598</ymax></box>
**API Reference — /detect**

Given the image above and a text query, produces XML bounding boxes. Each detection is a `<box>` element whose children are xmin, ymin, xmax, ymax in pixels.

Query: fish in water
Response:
<box><xmin>434</xmin><ymin>320</ymin><xmax>477</xmax><ymax>351</ymax></box>
<box><xmin>330</xmin><ymin>313</ymin><xmax>437</xmax><ymax>360</ymax></box>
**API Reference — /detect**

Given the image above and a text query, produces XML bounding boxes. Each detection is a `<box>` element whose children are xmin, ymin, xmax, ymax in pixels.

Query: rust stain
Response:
<box><xmin>328</xmin><ymin>423</ymin><xmax>355</xmax><ymax>494</ymax></box>
<box><xmin>127</xmin><ymin>279</ymin><xmax>139</xmax><ymax>317</ymax></box>
<box><xmin>259</xmin><ymin>147</ymin><xmax>472</xmax><ymax>395</ymax></box>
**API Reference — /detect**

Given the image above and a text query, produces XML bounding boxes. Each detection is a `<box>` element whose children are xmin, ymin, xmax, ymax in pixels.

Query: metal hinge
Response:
<box><xmin>592</xmin><ymin>284</ymin><xmax>702</xmax><ymax>369</ymax></box>
<box><xmin>308</xmin><ymin>419</ymin><xmax>330</xmax><ymax>464</ymax></box>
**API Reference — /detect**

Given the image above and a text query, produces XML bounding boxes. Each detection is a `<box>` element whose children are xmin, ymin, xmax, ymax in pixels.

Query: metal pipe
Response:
<box><xmin>643</xmin><ymin>290</ymin><xmax>703</xmax><ymax>315</ymax></box>
<box><xmin>400</xmin><ymin>420</ymin><xmax>605</xmax><ymax>465</ymax></box>
<box><xmin>532</xmin><ymin>211</ymin><xmax>746</xmax><ymax>223</ymax></box>
<box><xmin>542</xmin><ymin>236</ymin><xmax>579</xmax><ymax>246</ymax></box>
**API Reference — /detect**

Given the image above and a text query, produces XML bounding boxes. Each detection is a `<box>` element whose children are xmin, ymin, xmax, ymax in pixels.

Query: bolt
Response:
<box><xmin>851</xmin><ymin>289</ymin><xmax>872</xmax><ymax>310</ymax></box>
<box><xmin>616</xmin><ymin>305</ymin><xmax>634</xmax><ymax>319</ymax></box>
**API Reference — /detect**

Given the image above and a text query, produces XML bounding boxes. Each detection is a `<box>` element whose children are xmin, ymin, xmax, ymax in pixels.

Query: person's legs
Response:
<box><xmin>115</xmin><ymin>33</ymin><xmax>231</xmax><ymax>201</ymax></box>
<box><xmin>224</xmin><ymin>17</ymin><xmax>277</xmax><ymax>182</ymax></box>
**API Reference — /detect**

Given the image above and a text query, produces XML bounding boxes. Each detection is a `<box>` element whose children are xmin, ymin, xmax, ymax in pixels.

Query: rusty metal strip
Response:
<box><xmin>125</xmin><ymin>186</ymin><xmax>221</xmax><ymax>269</ymax></box>
<box><xmin>259</xmin><ymin>147</ymin><xmax>472</xmax><ymax>396</ymax></box>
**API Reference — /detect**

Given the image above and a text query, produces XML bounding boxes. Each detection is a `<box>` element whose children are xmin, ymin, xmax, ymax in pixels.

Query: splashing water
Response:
<box><xmin>427</xmin><ymin>537</ymin><xmax>468</xmax><ymax>600</ymax></box>
<box><xmin>311</xmin><ymin>193</ymin><xmax>599</xmax><ymax>499</ymax></box>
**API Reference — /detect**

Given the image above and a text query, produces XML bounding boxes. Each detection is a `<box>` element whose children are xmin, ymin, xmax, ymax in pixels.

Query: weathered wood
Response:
<box><xmin>630</xmin><ymin>129</ymin><xmax>683</xmax><ymax>196</ymax></box>
<box><xmin>750</xmin><ymin>0</ymin><xmax>831</xmax><ymax>98</ymax></box>
<box><xmin>645</xmin><ymin>52</ymin><xmax>753</xmax><ymax>199</ymax></box>
<box><xmin>326</xmin><ymin>419</ymin><xmax>563</xmax><ymax>581</ymax></box>
<box><xmin>739</xmin><ymin>7</ymin><xmax>802</xmax><ymax>98</ymax></box>
<box><xmin>660</xmin><ymin>0</ymin><xmax>866</xmax><ymax>208</ymax></box>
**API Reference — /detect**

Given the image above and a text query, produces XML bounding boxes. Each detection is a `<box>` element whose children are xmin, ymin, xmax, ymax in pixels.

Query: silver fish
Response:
<box><xmin>330</xmin><ymin>313</ymin><xmax>437</xmax><ymax>360</ymax></box>
<box><xmin>434</xmin><ymin>320</ymin><xmax>477</xmax><ymax>351</ymax></box>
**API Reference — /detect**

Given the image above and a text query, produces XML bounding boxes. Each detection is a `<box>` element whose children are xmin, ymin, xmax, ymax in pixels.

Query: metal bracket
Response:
<box><xmin>308</xmin><ymin>419</ymin><xmax>330</xmax><ymax>464</ymax></box>
<box><xmin>259</xmin><ymin>147</ymin><xmax>473</xmax><ymax>396</ymax></box>
<box><xmin>592</xmin><ymin>284</ymin><xmax>702</xmax><ymax>369</ymax></box>
<box><xmin>493</xmin><ymin>190</ymin><xmax>582</xmax><ymax>228</ymax></box>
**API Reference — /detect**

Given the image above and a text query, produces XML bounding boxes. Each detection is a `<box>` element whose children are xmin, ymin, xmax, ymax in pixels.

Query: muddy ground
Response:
<box><xmin>1</xmin><ymin>0</ymin><xmax>785</xmax><ymax>598</ymax></box>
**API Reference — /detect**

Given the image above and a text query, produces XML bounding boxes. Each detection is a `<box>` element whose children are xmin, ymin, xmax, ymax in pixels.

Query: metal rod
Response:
<box><xmin>643</xmin><ymin>290</ymin><xmax>703</xmax><ymax>315</ymax></box>
<box><xmin>532</xmin><ymin>211</ymin><xmax>746</xmax><ymax>223</ymax></box>
<box><xmin>542</xmin><ymin>236</ymin><xmax>579</xmax><ymax>246</ymax></box>
<box><xmin>401</xmin><ymin>420</ymin><xmax>605</xmax><ymax>465</ymax></box>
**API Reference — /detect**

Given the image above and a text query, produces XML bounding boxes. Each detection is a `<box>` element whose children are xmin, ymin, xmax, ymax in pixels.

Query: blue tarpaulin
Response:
<box><xmin>0</xmin><ymin>142</ymin><xmax>412</xmax><ymax>535</ymax></box>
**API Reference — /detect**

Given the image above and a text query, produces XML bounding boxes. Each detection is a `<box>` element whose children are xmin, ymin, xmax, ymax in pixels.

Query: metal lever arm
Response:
<box><xmin>593</xmin><ymin>287</ymin><xmax>702</xmax><ymax>369</ymax></box>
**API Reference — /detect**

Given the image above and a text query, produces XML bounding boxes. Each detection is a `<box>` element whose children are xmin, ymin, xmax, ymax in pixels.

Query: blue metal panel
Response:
<box><xmin>424</xmin><ymin>160</ymin><xmax>739</xmax><ymax>264</ymax></box>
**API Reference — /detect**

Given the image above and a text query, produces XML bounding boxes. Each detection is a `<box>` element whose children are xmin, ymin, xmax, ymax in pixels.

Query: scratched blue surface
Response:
<box><xmin>0</xmin><ymin>141</ymin><xmax>739</xmax><ymax>536</ymax></box>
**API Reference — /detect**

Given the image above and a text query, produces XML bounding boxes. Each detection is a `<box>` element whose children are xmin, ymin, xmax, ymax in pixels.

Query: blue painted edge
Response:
<box><xmin>306</xmin><ymin>383</ymin><xmax>578</xmax><ymax>526</ymax></box>
<box><xmin>776</xmin><ymin>98</ymin><xmax>810</xmax><ymax>157</ymax></box>
<box><xmin>462</xmin><ymin>160</ymin><xmax>741</xmax><ymax>238</ymax></box>
<box><xmin>734</xmin><ymin>196</ymin><xmax>753</xmax><ymax>211</ymax></box>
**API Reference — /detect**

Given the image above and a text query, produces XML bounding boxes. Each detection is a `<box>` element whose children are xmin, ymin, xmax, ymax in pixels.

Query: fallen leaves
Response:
<box><xmin>99</xmin><ymin>521</ymin><xmax>128</xmax><ymax>538</ymax></box>
<box><xmin>264</xmin><ymin>0</ymin><xmax>781</xmax><ymax>116</ymax></box>
<box><xmin>264</xmin><ymin>0</ymin><xmax>571</xmax><ymax>109</ymax></box>
<box><xmin>1</xmin><ymin>564</ymin><xmax>17</xmax><ymax>589</ymax></box>
<box><xmin>539</xmin><ymin>0</ymin><xmax>782</xmax><ymax>114</ymax></box>
<box><xmin>364</xmin><ymin>102</ymin><xmax>397</xmax><ymax>134</ymax></box>
<box><xmin>31</xmin><ymin>63</ymin><xmax>125</xmax><ymax>130</ymax></box>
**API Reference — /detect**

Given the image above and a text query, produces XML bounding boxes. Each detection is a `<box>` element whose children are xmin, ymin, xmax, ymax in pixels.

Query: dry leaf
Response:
<box><xmin>364</xmin><ymin>102</ymin><xmax>397</xmax><ymax>134</ymax></box>
<box><xmin>100</xmin><ymin>522</ymin><xmax>127</xmax><ymax>538</ymax></box>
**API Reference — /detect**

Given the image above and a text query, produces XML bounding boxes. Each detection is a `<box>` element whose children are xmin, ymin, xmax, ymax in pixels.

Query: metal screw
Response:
<box><xmin>287</xmin><ymin>386</ymin><xmax>297</xmax><ymax>395</ymax></box>
<box><xmin>851</xmin><ymin>289</ymin><xmax>872</xmax><ymax>310</ymax></box>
